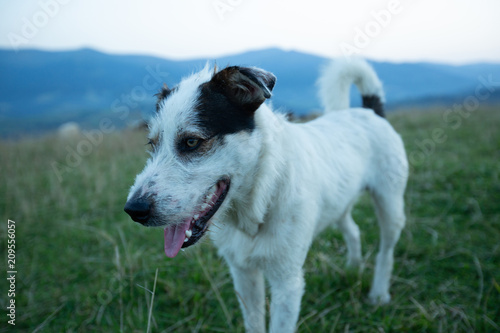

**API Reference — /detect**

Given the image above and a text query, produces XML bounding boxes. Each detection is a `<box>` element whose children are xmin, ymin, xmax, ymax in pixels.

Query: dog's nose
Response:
<box><xmin>124</xmin><ymin>199</ymin><xmax>151</xmax><ymax>224</ymax></box>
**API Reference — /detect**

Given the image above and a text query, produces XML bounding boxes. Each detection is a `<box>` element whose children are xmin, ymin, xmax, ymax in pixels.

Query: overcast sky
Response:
<box><xmin>1</xmin><ymin>0</ymin><xmax>499</xmax><ymax>64</ymax></box>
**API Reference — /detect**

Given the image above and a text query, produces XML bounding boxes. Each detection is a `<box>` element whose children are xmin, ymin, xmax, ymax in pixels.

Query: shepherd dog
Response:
<box><xmin>124</xmin><ymin>58</ymin><xmax>408</xmax><ymax>332</ymax></box>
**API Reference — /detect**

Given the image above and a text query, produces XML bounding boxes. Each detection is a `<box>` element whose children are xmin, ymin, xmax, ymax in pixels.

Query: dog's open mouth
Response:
<box><xmin>163</xmin><ymin>177</ymin><xmax>230</xmax><ymax>258</ymax></box>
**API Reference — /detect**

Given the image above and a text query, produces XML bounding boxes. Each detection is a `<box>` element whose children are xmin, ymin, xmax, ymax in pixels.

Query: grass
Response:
<box><xmin>1</xmin><ymin>107</ymin><xmax>499</xmax><ymax>332</ymax></box>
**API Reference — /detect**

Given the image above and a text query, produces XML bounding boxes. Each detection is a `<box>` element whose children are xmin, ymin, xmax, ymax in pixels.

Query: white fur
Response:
<box><xmin>127</xmin><ymin>59</ymin><xmax>408</xmax><ymax>333</ymax></box>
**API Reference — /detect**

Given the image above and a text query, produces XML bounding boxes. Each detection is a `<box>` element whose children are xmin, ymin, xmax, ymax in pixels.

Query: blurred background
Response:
<box><xmin>1</xmin><ymin>0</ymin><xmax>500</xmax><ymax>136</ymax></box>
<box><xmin>1</xmin><ymin>1</ymin><xmax>499</xmax><ymax>332</ymax></box>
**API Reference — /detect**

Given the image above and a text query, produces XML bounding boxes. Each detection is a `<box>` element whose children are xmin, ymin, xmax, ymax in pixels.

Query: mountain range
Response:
<box><xmin>1</xmin><ymin>48</ymin><xmax>499</xmax><ymax>137</ymax></box>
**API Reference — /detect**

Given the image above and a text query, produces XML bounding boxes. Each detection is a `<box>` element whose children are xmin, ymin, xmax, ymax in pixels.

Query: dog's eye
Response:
<box><xmin>184</xmin><ymin>138</ymin><xmax>201</xmax><ymax>150</ymax></box>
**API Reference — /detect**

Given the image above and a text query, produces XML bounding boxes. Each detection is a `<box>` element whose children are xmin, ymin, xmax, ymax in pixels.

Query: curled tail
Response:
<box><xmin>318</xmin><ymin>58</ymin><xmax>385</xmax><ymax>117</ymax></box>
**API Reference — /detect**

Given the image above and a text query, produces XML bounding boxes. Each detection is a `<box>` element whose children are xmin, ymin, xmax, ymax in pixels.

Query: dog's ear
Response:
<box><xmin>155</xmin><ymin>83</ymin><xmax>171</xmax><ymax>112</ymax></box>
<box><xmin>207</xmin><ymin>66</ymin><xmax>276</xmax><ymax>113</ymax></box>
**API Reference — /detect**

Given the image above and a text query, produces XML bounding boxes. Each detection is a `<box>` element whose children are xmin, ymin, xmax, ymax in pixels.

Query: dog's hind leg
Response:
<box><xmin>229</xmin><ymin>265</ymin><xmax>266</xmax><ymax>333</ymax></box>
<box><xmin>368</xmin><ymin>190</ymin><xmax>406</xmax><ymax>304</ymax></box>
<box><xmin>338</xmin><ymin>208</ymin><xmax>362</xmax><ymax>269</ymax></box>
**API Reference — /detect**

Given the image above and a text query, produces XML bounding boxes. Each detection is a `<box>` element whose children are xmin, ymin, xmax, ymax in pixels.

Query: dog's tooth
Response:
<box><xmin>207</xmin><ymin>185</ymin><xmax>217</xmax><ymax>198</ymax></box>
<box><xmin>185</xmin><ymin>229</ymin><xmax>192</xmax><ymax>238</ymax></box>
<box><xmin>193</xmin><ymin>214</ymin><xmax>199</xmax><ymax>220</ymax></box>
<box><xmin>184</xmin><ymin>237</ymin><xmax>189</xmax><ymax>243</ymax></box>
<box><xmin>201</xmin><ymin>203</ymin><xmax>209</xmax><ymax>210</ymax></box>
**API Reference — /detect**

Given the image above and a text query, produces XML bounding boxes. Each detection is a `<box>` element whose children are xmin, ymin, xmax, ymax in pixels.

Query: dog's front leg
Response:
<box><xmin>229</xmin><ymin>265</ymin><xmax>266</xmax><ymax>333</ymax></box>
<box><xmin>267</xmin><ymin>269</ymin><xmax>305</xmax><ymax>333</ymax></box>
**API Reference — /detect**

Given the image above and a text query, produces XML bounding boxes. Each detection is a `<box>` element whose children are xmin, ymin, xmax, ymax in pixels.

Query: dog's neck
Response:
<box><xmin>230</xmin><ymin>104</ymin><xmax>288</xmax><ymax>236</ymax></box>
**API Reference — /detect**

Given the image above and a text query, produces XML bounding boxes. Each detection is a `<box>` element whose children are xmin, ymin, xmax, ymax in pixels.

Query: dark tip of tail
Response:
<box><xmin>362</xmin><ymin>95</ymin><xmax>385</xmax><ymax>118</ymax></box>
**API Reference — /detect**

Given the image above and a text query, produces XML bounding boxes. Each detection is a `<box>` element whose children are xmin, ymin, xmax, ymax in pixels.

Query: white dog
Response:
<box><xmin>124</xmin><ymin>58</ymin><xmax>408</xmax><ymax>332</ymax></box>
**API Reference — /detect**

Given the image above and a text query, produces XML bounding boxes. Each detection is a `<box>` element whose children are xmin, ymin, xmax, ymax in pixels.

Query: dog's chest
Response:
<box><xmin>210</xmin><ymin>220</ymin><xmax>291</xmax><ymax>269</ymax></box>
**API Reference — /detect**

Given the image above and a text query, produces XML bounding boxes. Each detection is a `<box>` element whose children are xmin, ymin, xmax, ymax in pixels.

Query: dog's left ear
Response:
<box><xmin>208</xmin><ymin>66</ymin><xmax>276</xmax><ymax>113</ymax></box>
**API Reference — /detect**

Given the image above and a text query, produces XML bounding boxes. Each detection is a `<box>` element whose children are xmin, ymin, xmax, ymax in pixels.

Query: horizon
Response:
<box><xmin>3</xmin><ymin>46</ymin><xmax>500</xmax><ymax>67</ymax></box>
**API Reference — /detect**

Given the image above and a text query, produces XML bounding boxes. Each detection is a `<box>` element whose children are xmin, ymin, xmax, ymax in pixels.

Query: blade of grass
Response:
<box><xmin>147</xmin><ymin>268</ymin><xmax>159</xmax><ymax>333</ymax></box>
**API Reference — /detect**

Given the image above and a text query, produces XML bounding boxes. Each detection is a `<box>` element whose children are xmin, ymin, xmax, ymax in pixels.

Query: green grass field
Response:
<box><xmin>1</xmin><ymin>107</ymin><xmax>499</xmax><ymax>332</ymax></box>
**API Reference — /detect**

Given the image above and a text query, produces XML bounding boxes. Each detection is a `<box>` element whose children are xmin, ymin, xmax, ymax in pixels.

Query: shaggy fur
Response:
<box><xmin>124</xmin><ymin>58</ymin><xmax>408</xmax><ymax>333</ymax></box>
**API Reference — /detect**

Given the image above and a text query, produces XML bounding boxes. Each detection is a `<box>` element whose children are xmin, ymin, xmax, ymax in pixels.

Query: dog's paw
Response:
<box><xmin>368</xmin><ymin>291</ymin><xmax>391</xmax><ymax>305</ymax></box>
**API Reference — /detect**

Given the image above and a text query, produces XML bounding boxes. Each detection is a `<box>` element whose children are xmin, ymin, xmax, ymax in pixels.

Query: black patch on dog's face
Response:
<box><xmin>196</xmin><ymin>85</ymin><xmax>256</xmax><ymax>136</ymax></box>
<box><xmin>195</xmin><ymin>66</ymin><xmax>276</xmax><ymax>136</ymax></box>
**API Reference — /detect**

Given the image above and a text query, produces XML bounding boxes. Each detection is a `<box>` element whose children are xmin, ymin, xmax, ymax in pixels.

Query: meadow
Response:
<box><xmin>0</xmin><ymin>107</ymin><xmax>499</xmax><ymax>332</ymax></box>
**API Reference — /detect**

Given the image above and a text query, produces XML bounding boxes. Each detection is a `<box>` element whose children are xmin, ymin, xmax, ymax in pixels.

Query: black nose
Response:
<box><xmin>124</xmin><ymin>199</ymin><xmax>151</xmax><ymax>224</ymax></box>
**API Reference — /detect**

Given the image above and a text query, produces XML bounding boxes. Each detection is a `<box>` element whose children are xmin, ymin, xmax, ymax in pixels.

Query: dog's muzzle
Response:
<box><xmin>123</xmin><ymin>177</ymin><xmax>231</xmax><ymax>258</ymax></box>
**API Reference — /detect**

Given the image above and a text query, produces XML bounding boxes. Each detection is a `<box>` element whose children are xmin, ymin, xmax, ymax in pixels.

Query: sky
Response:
<box><xmin>1</xmin><ymin>0</ymin><xmax>499</xmax><ymax>64</ymax></box>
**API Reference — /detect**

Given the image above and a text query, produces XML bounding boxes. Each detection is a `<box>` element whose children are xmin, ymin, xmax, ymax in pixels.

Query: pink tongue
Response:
<box><xmin>164</xmin><ymin>219</ymin><xmax>191</xmax><ymax>258</ymax></box>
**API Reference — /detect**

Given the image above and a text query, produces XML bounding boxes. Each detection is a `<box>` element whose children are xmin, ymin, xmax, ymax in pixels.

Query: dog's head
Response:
<box><xmin>124</xmin><ymin>65</ymin><xmax>276</xmax><ymax>258</ymax></box>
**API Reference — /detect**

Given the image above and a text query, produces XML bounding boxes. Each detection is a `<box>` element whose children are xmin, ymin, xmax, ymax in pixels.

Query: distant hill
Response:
<box><xmin>1</xmin><ymin>48</ymin><xmax>499</xmax><ymax>137</ymax></box>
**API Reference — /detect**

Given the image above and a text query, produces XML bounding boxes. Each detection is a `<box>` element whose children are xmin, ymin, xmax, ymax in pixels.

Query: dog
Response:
<box><xmin>124</xmin><ymin>58</ymin><xmax>408</xmax><ymax>332</ymax></box>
